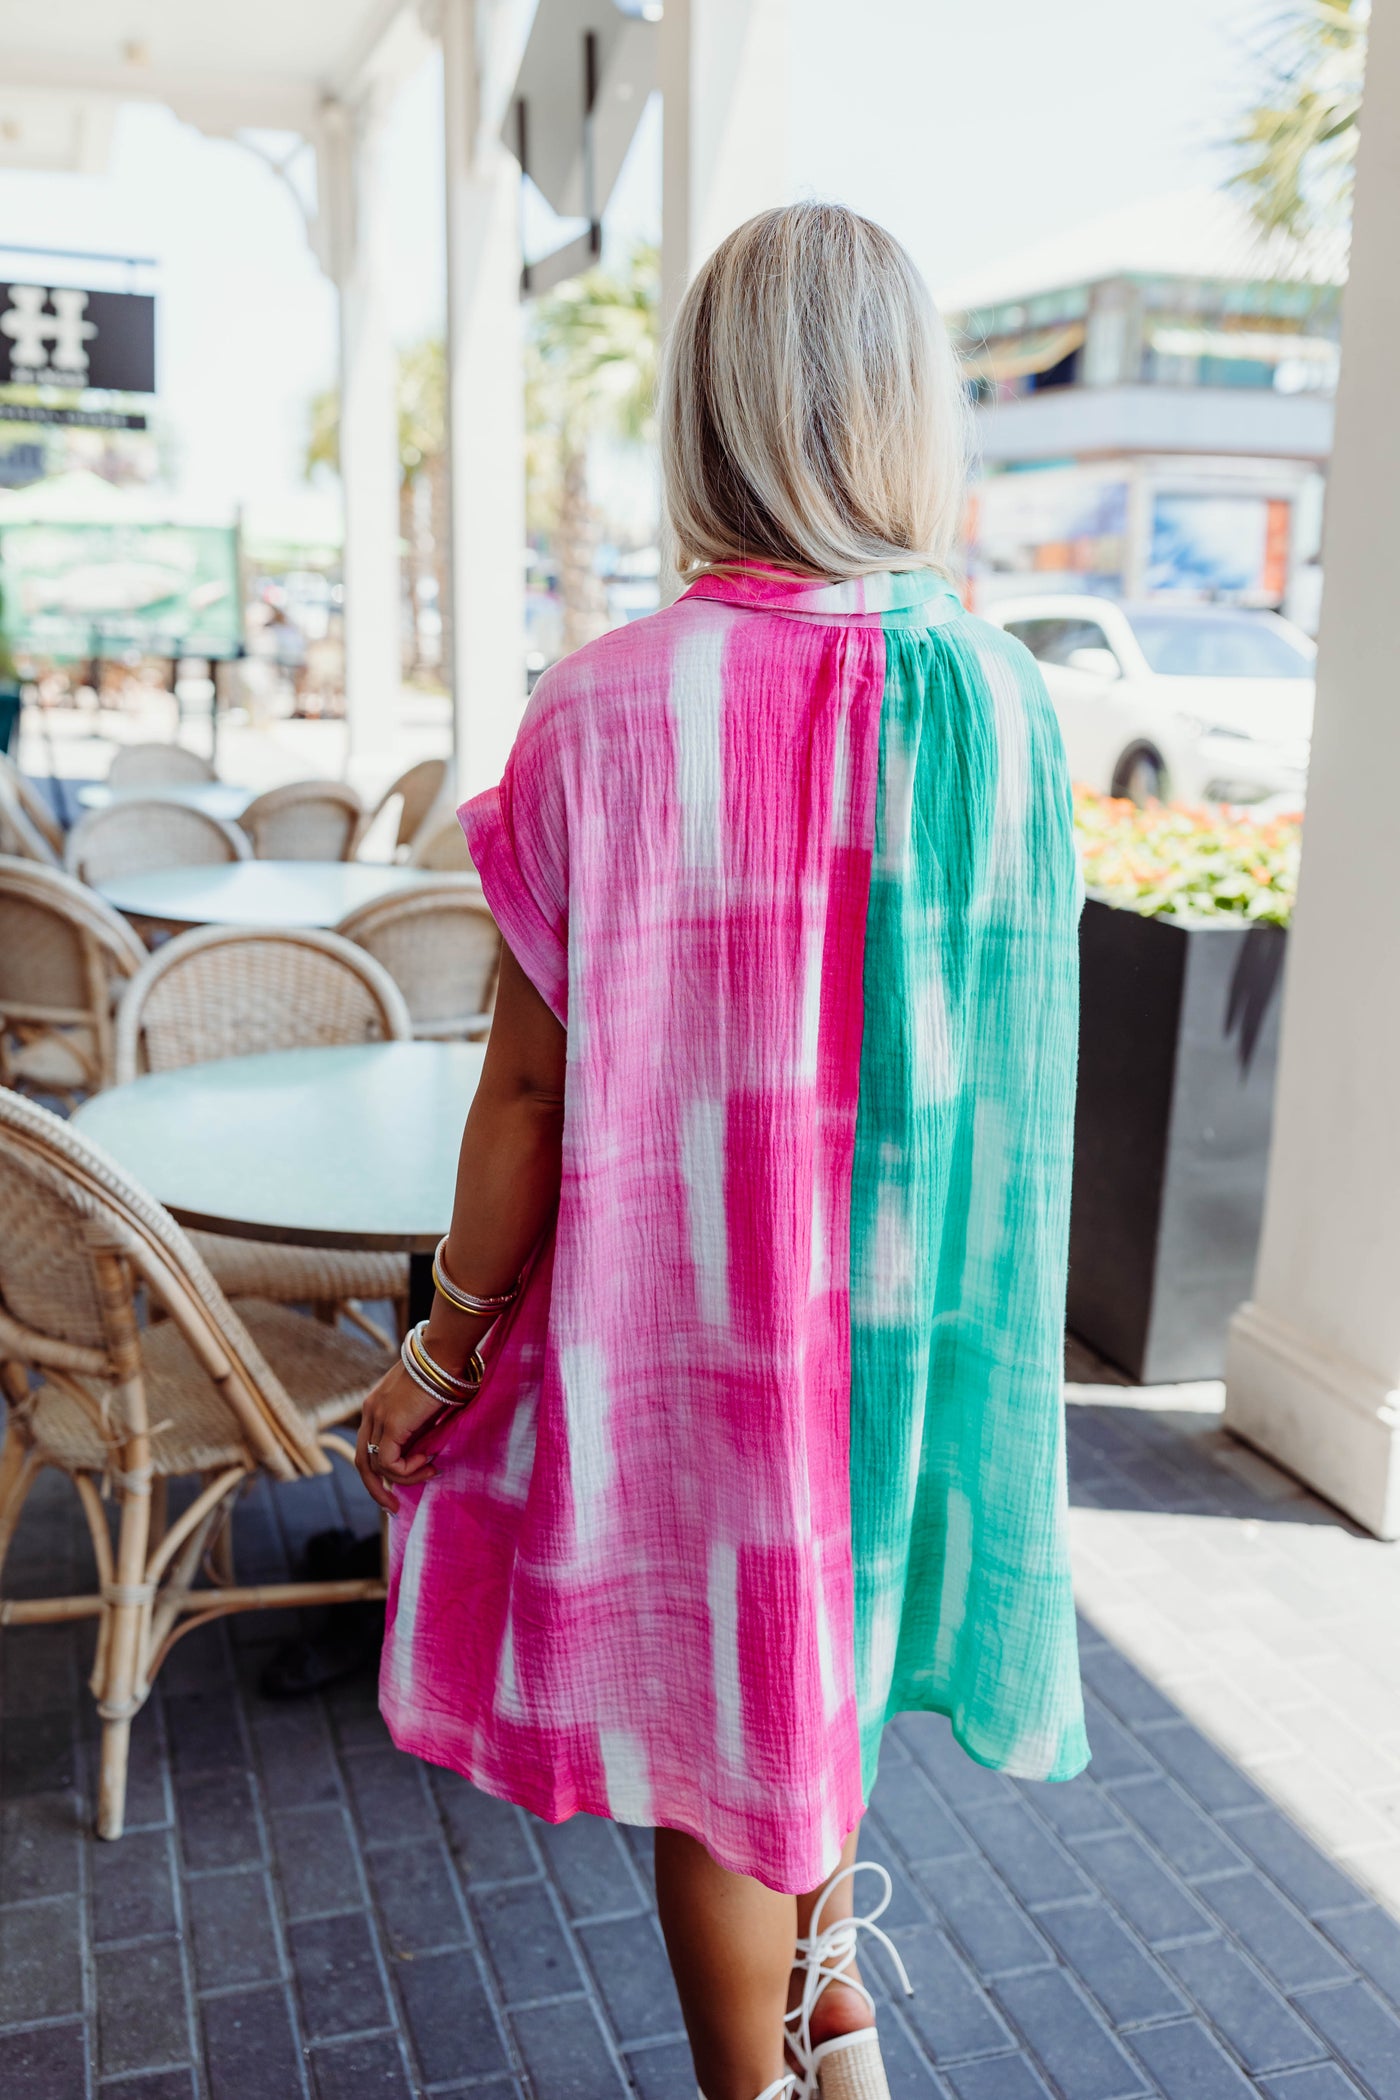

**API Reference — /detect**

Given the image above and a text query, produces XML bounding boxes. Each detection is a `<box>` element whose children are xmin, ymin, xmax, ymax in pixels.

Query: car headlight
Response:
<box><xmin>1178</xmin><ymin>715</ymin><xmax>1256</xmax><ymax>742</ymax></box>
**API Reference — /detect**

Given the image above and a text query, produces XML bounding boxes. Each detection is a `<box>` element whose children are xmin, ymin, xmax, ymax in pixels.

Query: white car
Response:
<box><xmin>982</xmin><ymin>595</ymin><xmax>1315</xmax><ymax>807</ymax></box>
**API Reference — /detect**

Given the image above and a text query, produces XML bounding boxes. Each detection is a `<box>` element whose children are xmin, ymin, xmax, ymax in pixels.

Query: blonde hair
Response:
<box><xmin>660</xmin><ymin>202</ymin><xmax>969</xmax><ymax>583</ymax></box>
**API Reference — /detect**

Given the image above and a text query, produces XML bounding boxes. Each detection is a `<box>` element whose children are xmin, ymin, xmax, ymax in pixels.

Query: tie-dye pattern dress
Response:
<box><xmin>381</xmin><ymin>565</ymin><xmax>1088</xmax><ymax>1894</ymax></box>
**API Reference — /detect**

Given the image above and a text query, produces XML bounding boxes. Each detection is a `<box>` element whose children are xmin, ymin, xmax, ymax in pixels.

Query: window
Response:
<box><xmin>1003</xmin><ymin>617</ymin><xmax>1114</xmax><ymax>666</ymax></box>
<box><xmin>1127</xmin><ymin>611</ymin><xmax>1313</xmax><ymax>679</ymax></box>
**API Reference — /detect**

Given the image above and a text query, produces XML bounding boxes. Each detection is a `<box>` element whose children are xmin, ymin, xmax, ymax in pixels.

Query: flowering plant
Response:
<box><xmin>1073</xmin><ymin>788</ymin><xmax>1300</xmax><ymax>927</ymax></box>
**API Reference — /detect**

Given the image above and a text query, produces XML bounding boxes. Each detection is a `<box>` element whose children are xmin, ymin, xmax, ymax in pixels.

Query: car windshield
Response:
<box><xmin>1127</xmin><ymin>611</ymin><xmax>1313</xmax><ymax>679</ymax></box>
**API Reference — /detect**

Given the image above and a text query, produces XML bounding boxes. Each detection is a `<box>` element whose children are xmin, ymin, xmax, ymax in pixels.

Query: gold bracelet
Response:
<box><xmin>432</xmin><ymin>1237</ymin><xmax>520</xmax><ymax>1319</ymax></box>
<box><xmin>400</xmin><ymin>1321</ymin><xmax>484</xmax><ymax>1408</ymax></box>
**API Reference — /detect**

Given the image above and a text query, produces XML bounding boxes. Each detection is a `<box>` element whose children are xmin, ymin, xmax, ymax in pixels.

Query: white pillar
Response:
<box><xmin>659</xmin><ymin>0</ymin><xmax>791</xmax><ymax>331</ymax></box>
<box><xmin>324</xmin><ymin>100</ymin><xmax>403</xmax><ymax>775</ymax></box>
<box><xmin>442</xmin><ymin>0</ymin><xmax>526</xmax><ymax>798</ymax></box>
<box><xmin>1224</xmin><ymin>0</ymin><xmax>1400</xmax><ymax>1536</ymax></box>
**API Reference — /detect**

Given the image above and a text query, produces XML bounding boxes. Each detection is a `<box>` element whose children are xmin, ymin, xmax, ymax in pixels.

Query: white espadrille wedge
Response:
<box><xmin>784</xmin><ymin>1862</ymin><xmax>913</xmax><ymax>2100</ymax></box>
<box><xmin>697</xmin><ymin>2079</ymin><xmax>798</xmax><ymax>2100</ymax></box>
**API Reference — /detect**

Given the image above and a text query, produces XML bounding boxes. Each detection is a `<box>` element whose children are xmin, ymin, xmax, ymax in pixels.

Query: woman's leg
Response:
<box><xmin>789</xmin><ymin>1822</ymin><xmax>877</xmax><ymax>2051</ymax></box>
<box><xmin>654</xmin><ymin>1828</ymin><xmax>794</xmax><ymax>2100</ymax></box>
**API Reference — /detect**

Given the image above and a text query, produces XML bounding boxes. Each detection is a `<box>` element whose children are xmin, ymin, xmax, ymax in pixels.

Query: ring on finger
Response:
<box><xmin>366</xmin><ymin>1442</ymin><xmax>380</xmax><ymax>1457</ymax></box>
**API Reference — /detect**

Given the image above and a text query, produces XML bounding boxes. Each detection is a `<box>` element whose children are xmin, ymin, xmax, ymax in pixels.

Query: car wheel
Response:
<box><xmin>1112</xmin><ymin>746</ymin><xmax>1167</xmax><ymax>806</ymax></box>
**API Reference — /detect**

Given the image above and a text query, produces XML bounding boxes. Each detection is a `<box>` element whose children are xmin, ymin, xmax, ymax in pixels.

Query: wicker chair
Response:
<box><xmin>65</xmin><ymin>801</ymin><xmax>250</xmax><ymax>888</ymax></box>
<box><xmin>107</xmin><ymin>742</ymin><xmax>217</xmax><ymax>788</ymax></box>
<box><xmin>408</xmin><ymin>815</ymin><xmax>475</xmax><ymax>873</ymax></box>
<box><xmin>0</xmin><ymin>1087</ymin><xmax>391</xmax><ymax>1839</ymax></box>
<box><xmin>0</xmin><ymin>758</ymin><xmax>63</xmax><ymax>868</ymax></box>
<box><xmin>364</xmin><ymin>759</ymin><xmax>450</xmax><ymax>862</ymax></box>
<box><xmin>114</xmin><ymin>926</ymin><xmax>412</xmax><ymax>1329</ymax></box>
<box><xmin>336</xmin><ymin>881</ymin><xmax>501</xmax><ymax>1040</ymax></box>
<box><xmin>239</xmin><ymin>780</ymin><xmax>362</xmax><ymax>861</ymax></box>
<box><xmin>0</xmin><ymin>858</ymin><xmax>149</xmax><ymax>1103</ymax></box>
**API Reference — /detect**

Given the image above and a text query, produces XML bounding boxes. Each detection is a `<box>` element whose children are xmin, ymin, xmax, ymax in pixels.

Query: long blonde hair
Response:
<box><xmin>660</xmin><ymin>202</ymin><xmax>968</xmax><ymax>582</ymax></box>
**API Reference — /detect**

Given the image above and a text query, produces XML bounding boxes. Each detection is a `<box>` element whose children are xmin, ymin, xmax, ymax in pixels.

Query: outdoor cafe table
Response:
<box><xmin>95</xmin><ymin>860</ymin><xmax>470</xmax><ymax>932</ymax></box>
<box><xmin>76</xmin><ymin>780</ymin><xmax>254</xmax><ymax>821</ymax></box>
<box><xmin>71</xmin><ymin>1041</ymin><xmax>485</xmax><ymax>1324</ymax></box>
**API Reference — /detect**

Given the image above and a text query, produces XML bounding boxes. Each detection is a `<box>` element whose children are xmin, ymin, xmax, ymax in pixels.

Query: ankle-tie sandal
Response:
<box><xmin>784</xmin><ymin>1862</ymin><xmax>913</xmax><ymax>2099</ymax></box>
<box><xmin>697</xmin><ymin>2080</ymin><xmax>798</xmax><ymax>2100</ymax></box>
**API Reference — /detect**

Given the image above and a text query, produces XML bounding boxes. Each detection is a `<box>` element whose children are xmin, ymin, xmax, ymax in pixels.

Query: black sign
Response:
<box><xmin>0</xmin><ymin>284</ymin><xmax>156</xmax><ymax>392</ymax></box>
<box><xmin>0</xmin><ymin>402</ymin><xmax>148</xmax><ymax>430</ymax></box>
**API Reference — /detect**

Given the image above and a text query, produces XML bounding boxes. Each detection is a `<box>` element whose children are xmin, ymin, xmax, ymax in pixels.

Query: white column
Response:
<box><xmin>659</xmin><ymin>0</ymin><xmax>791</xmax><ymax>331</ymax></box>
<box><xmin>1224</xmin><ymin>0</ymin><xmax>1400</xmax><ymax>1537</ymax></box>
<box><xmin>442</xmin><ymin>0</ymin><xmax>526</xmax><ymax>798</ymax></box>
<box><xmin>323</xmin><ymin>100</ymin><xmax>403</xmax><ymax>775</ymax></box>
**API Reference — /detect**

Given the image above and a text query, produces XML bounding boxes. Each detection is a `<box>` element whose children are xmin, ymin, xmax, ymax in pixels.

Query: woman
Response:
<box><xmin>356</xmin><ymin>202</ymin><xmax>1088</xmax><ymax>2100</ymax></box>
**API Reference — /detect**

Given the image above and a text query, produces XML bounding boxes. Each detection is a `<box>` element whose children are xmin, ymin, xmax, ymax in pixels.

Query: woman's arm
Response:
<box><xmin>354</xmin><ymin>940</ymin><xmax>566</xmax><ymax>1513</ymax></box>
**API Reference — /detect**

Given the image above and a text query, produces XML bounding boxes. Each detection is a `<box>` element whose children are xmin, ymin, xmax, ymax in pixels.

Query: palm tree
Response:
<box><xmin>1231</xmin><ymin>0</ymin><xmax>1368</xmax><ymax>242</ymax></box>
<box><xmin>526</xmin><ymin>243</ymin><xmax>659</xmax><ymax>654</ymax></box>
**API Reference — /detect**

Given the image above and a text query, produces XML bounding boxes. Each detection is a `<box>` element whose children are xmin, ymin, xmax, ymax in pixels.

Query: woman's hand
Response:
<box><xmin>354</xmin><ymin>1361</ymin><xmax>446</xmax><ymax>1515</ymax></box>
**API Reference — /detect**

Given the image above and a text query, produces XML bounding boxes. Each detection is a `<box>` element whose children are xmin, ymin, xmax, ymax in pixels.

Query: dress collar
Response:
<box><xmin>681</xmin><ymin>564</ymin><xmax>963</xmax><ymax>626</ymax></box>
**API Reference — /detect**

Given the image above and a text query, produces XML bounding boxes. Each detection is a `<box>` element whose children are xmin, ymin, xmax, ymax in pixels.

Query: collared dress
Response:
<box><xmin>381</xmin><ymin>565</ymin><xmax>1089</xmax><ymax>1894</ymax></box>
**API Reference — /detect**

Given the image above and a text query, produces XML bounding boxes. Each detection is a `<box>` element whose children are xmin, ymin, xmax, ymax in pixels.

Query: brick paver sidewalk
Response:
<box><xmin>5</xmin><ymin>1371</ymin><xmax>1400</xmax><ymax>2098</ymax></box>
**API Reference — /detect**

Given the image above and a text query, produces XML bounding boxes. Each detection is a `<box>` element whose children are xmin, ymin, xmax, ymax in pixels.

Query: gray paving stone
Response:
<box><xmin>0</xmin><ymin>1895</ymin><xmax>84</xmax><ymax>2022</ymax></box>
<box><xmin>1082</xmin><ymin>1692</ymin><xmax>1159</xmax><ymax>1784</ymax></box>
<box><xmin>0</xmin><ymin>1790</ymin><xmax>82</xmax><ymax>1898</ymax></box>
<box><xmin>1294</xmin><ymin>1979</ymin><xmax>1400</xmax><ymax>2095</ymax></box>
<box><xmin>1261</xmin><ymin>2067</ymin><xmax>1369</xmax><ymax>2098</ymax></box>
<box><xmin>91</xmin><ymin>1824</ymin><xmax>177</xmax><ymax>1943</ymax></box>
<box><xmin>911</xmin><ymin>1853</ymin><xmax>1055</xmax><ymax>1980</ymax></box>
<box><xmin>855</xmin><ymin>1816</ymin><xmax>939</xmax><ymax>1930</ymax></box>
<box><xmin>394</xmin><ymin>1947</ymin><xmax>510</xmax><ymax>2084</ymax></box>
<box><xmin>1321</xmin><ymin>1904</ymin><xmax>1400</xmax><ymax>2010</ymax></box>
<box><xmin>510</xmin><ymin>1996</ymin><xmax>629</xmax><ymax>2098</ymax></box>
<box><xmin>101</xmin><ymin>2075</ymin><xmax>198</xmax><ymax>2099</ymax></box>
<box><xmin>366</xmin><ymin>1838</ymin><xmax>468</xmax><ymax>1955</ymax></box>
<box><xmin>993</xmin><ymin>1966</ymin><xmax>1149</xmax><ymax>2098</ymax></box>
<box><xmin>627</xmin><ymin>2040</ymin><xmax>707</xmax><ymax>2098</ymax></box>
<box><xmin>946</xmin><ymin>2054</ymin><xmax>1054</xmax><ymax>2099</ymax></box>
<box><xmin>1140</xmin><ymin>1720</ymin><xmax>1272</xmax><ymax>1815</ymax></box>
<box><xmin>309</xmin><ymin>2032</ymin><xmax>413</xmax><ymax>2098</ymax></box>
<box><xmin>0</xmin><ymin>2020</ymin><xmax>87</xmax><ymax>2100</ymax></box>
<box><xmin>174</xmin><ymin>1772</ymin><xmax>263</xmax><ymax>1873</ymax></box>
<box><xmin>253</xmin><ymin>1707</ymin><xmax>343</xmax><ymax>1810</ymax></box>
<box><xmin>1127</xmin><ymin>2015</ymin><xmax>1257</xmax><ymax>2097</ymax></box>
<box><xmin>1065</xmin><ymin>1823</ymin><xmax>1218</xmax><ymax>1945</ymax></box>
<box><xmin>341</xmin><ymin>1745</ymin><xmax>437</xmax><ymax>1850</ymax></box>
<box><xmin>1018</xmin><ymin>1772</ymin><xmax>1126</xmax><ymax>1844</ymax></box>
<box><xmin>893</xmin><ymin>1713</ymin><xmax>1013</xmax><ymax>1807</ymax></box>
<box><xmin>269</xmin><ymin>1804</ymin><xmax>363</xmax><ymax>1918</ymax></box>
<box><xmin>871</xmin><ymin>1756</ymin><xmax>974</xmax><ymax>1864</ymax></box>
<box><xmin>576</xmin><ymin>1910</ymin><xmax>684</xmax><ymax>2043</ymax></box>
<box><xmin>473</xmin><ymin>1878</ymin><xmax>585</xmax><ymax>2006</ymax></box>
<box><xmin>535</xmin><ymin>1812</ymin><xmax>646</xmax><ymax>1922</ymax></box>
<box><xmin>202</xmin><ymin>1983</ymin><xmax>307</xmax><ymax>2100</ymax></box>
<box><xmin>288</xmin><ymin>1909</ymin><xmax>390</xmax><ymax>2041</ymax></box>
<box><xmin>1110</xmin><ymin>1775</ymin><xmax>1249</xmax><ymax>1881</ymax></box>
<box><xmin>878</xmin><ymin>1922</ymin><xmax>1011</xmax><ymax>2063</ymax></box>
<box><xmin>955</xmin><ymin>1799</ymin><xmax>1090</xmax><ymax>1909</ymax></box>
<box><xmin>2</xmin><ymin>1709</ymin><xmax>80</xmax><ymax>1795</ymax></box>
<box><xmin>164</xmin><ymin>1688</ymin><xmax>247</xmax><ymax>1777</ymax></box>
<box><xmin>1224</xmin><ymin>1810</ymin><xmax>1370</xmax><ymax>1920</ymax></box>
<box><xmin>95</xmin><ymin>1937</ymin><xmax>191</xmax><ymax>2078</ymax></box>
<box><xmin>871</xmin><ymin>2006</ymin><xmax>952</xmax><ymax>2097</ymax></box>
<box><xmin>435</xmin><ymin>1772</ymin><xmax>538</xmax><ymax>1884</ymax></box>
<box><xmin>185</xmin><ymin>1868</ymin><xmax>282</xmax><ymax>1989</ymax></box>
<box><xmin>1163</xmin><ymin>1935</ymin><xmax>1329</xmax><ymax>2073</ymax></box>
<box><xmin>1079</xmin><ymin>1645</ymin><xmax>1180</xmax><ymax>1728</ymax></box>
<box><xmin>1201</xmin><ymin>1871</ymin><xmax>1353</xmax><ymax>1995</ymax></box>
<box><xmin>1036</xmin><ymin>1898</ymin><xmax>1187</xmax><ymax>2027</ymax></box>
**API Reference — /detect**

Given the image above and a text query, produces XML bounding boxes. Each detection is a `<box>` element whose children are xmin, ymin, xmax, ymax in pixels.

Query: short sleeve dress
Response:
<box><xmin>380</xmin><ymin>565</ymin><xmax>1089</xmax><ymax>1895</ymax></box>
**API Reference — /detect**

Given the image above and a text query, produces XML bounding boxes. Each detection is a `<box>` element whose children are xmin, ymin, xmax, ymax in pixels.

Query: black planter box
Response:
<box><xmin>1068</xmin><ymin>896</ymin><xmax>1286</xmax><ymax>1384</ymax></box>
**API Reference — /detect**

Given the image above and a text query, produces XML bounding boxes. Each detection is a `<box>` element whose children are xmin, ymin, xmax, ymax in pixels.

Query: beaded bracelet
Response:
<box><xmin>432</xmin><ymin>1237</ymin><xmax>520</xmax><ymax>1319</ymax></box>
<box><xmin>399</xmin><ymin>1320</ymin><xmax>485</xmax><ymax>1410</ymax></box>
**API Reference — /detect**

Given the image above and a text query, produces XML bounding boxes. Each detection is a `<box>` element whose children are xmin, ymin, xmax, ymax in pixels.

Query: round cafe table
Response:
<box><xmin>95</xmin><ymin>859</ymin><xmax>471</xmax><ymax>933</ymax></box>
<box><xmin>76</xmin><ymin>780</ymin><xmax>254</xmax><ymax>822</ymax></box>
<box><xmin>71</xmin><ymin>1041</ymin><xmax>486</xmax><ymax>1323</ymax></box>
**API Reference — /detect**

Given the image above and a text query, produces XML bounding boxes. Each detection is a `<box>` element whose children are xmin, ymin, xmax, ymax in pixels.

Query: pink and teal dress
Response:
<box><xmin>381</xmin><ymin>565</ymin><xmax>1088</xmax><ymax>1894</ymax></box>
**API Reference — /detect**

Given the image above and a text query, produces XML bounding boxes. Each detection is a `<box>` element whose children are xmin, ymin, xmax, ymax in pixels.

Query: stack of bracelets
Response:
<box><xmin>397</xmin><ymin>1236</ymin><xmax>520</xmax><ymax>1412</ymax></box>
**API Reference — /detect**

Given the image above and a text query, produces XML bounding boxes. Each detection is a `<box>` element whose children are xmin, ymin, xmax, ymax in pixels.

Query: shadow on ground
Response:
<box><xmin>3</xmin><ymin>1367</ymin><xmax>1400</xmax><ymax>2098</ymax></box>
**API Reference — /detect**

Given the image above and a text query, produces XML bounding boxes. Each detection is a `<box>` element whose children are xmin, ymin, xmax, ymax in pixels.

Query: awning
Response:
<box><xmin>960</xmin><ymin>322</ymin><xmax>1086</xmax><ymax>385</ymax></box>
<box><xmin>1148</xmin><ymin>324</ymin><xmax>1338</xmax><ymax>367</ymax></box>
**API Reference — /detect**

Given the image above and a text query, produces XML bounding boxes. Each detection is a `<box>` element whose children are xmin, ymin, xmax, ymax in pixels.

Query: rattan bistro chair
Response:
<box><xmin>336</xmin><ymin>881</ymin><xmax>501</xmax><ymax>1040</ymax></box>
<box><xmin>239</xmin><ymin>780</ymin><xmax>362</xmax><ymax>862</ymax></box>
<box><xmin>364</xmin><ymin>758</ymin><xmax>450</xmax><ymax>862</ymax></box>
<box><xmin>65</xmin><ymin>801</ymin><xmax>250</xmax><ymax>888</ymax></box>
<box><xmin>107</xmin><ymin>742</ymin><xmax>217</xmax><ymax>788</ymax></box>
<box><xmin>114</xmin><ymin>926</ymin><xmax>413</xmax><ymax>1330</ymax></box>
<box><xmin>0</xmin><ymin>1088</ymin><xmax>391</xmax><ymax>1840</ymax></box>
<box><xmin>0</xmin><ymin>758</ymin><xmax>64</xmax><ymax>868</ymax></box>
<box><xmin>0</xmin><ymin>858</ymin><xmax>149</xmax><ymax>1103</ymax></box>
<box><xmin>408</xmin><ymin>815</ymin><xmax>476</xmax><ymax>873</ymax></box>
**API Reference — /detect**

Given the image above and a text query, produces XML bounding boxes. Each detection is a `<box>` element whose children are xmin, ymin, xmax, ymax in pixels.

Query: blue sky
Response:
<box><xmin>0</xmin><ymin>0</ymin><xmax>1269</xmax><ymax>513</ymax></box>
